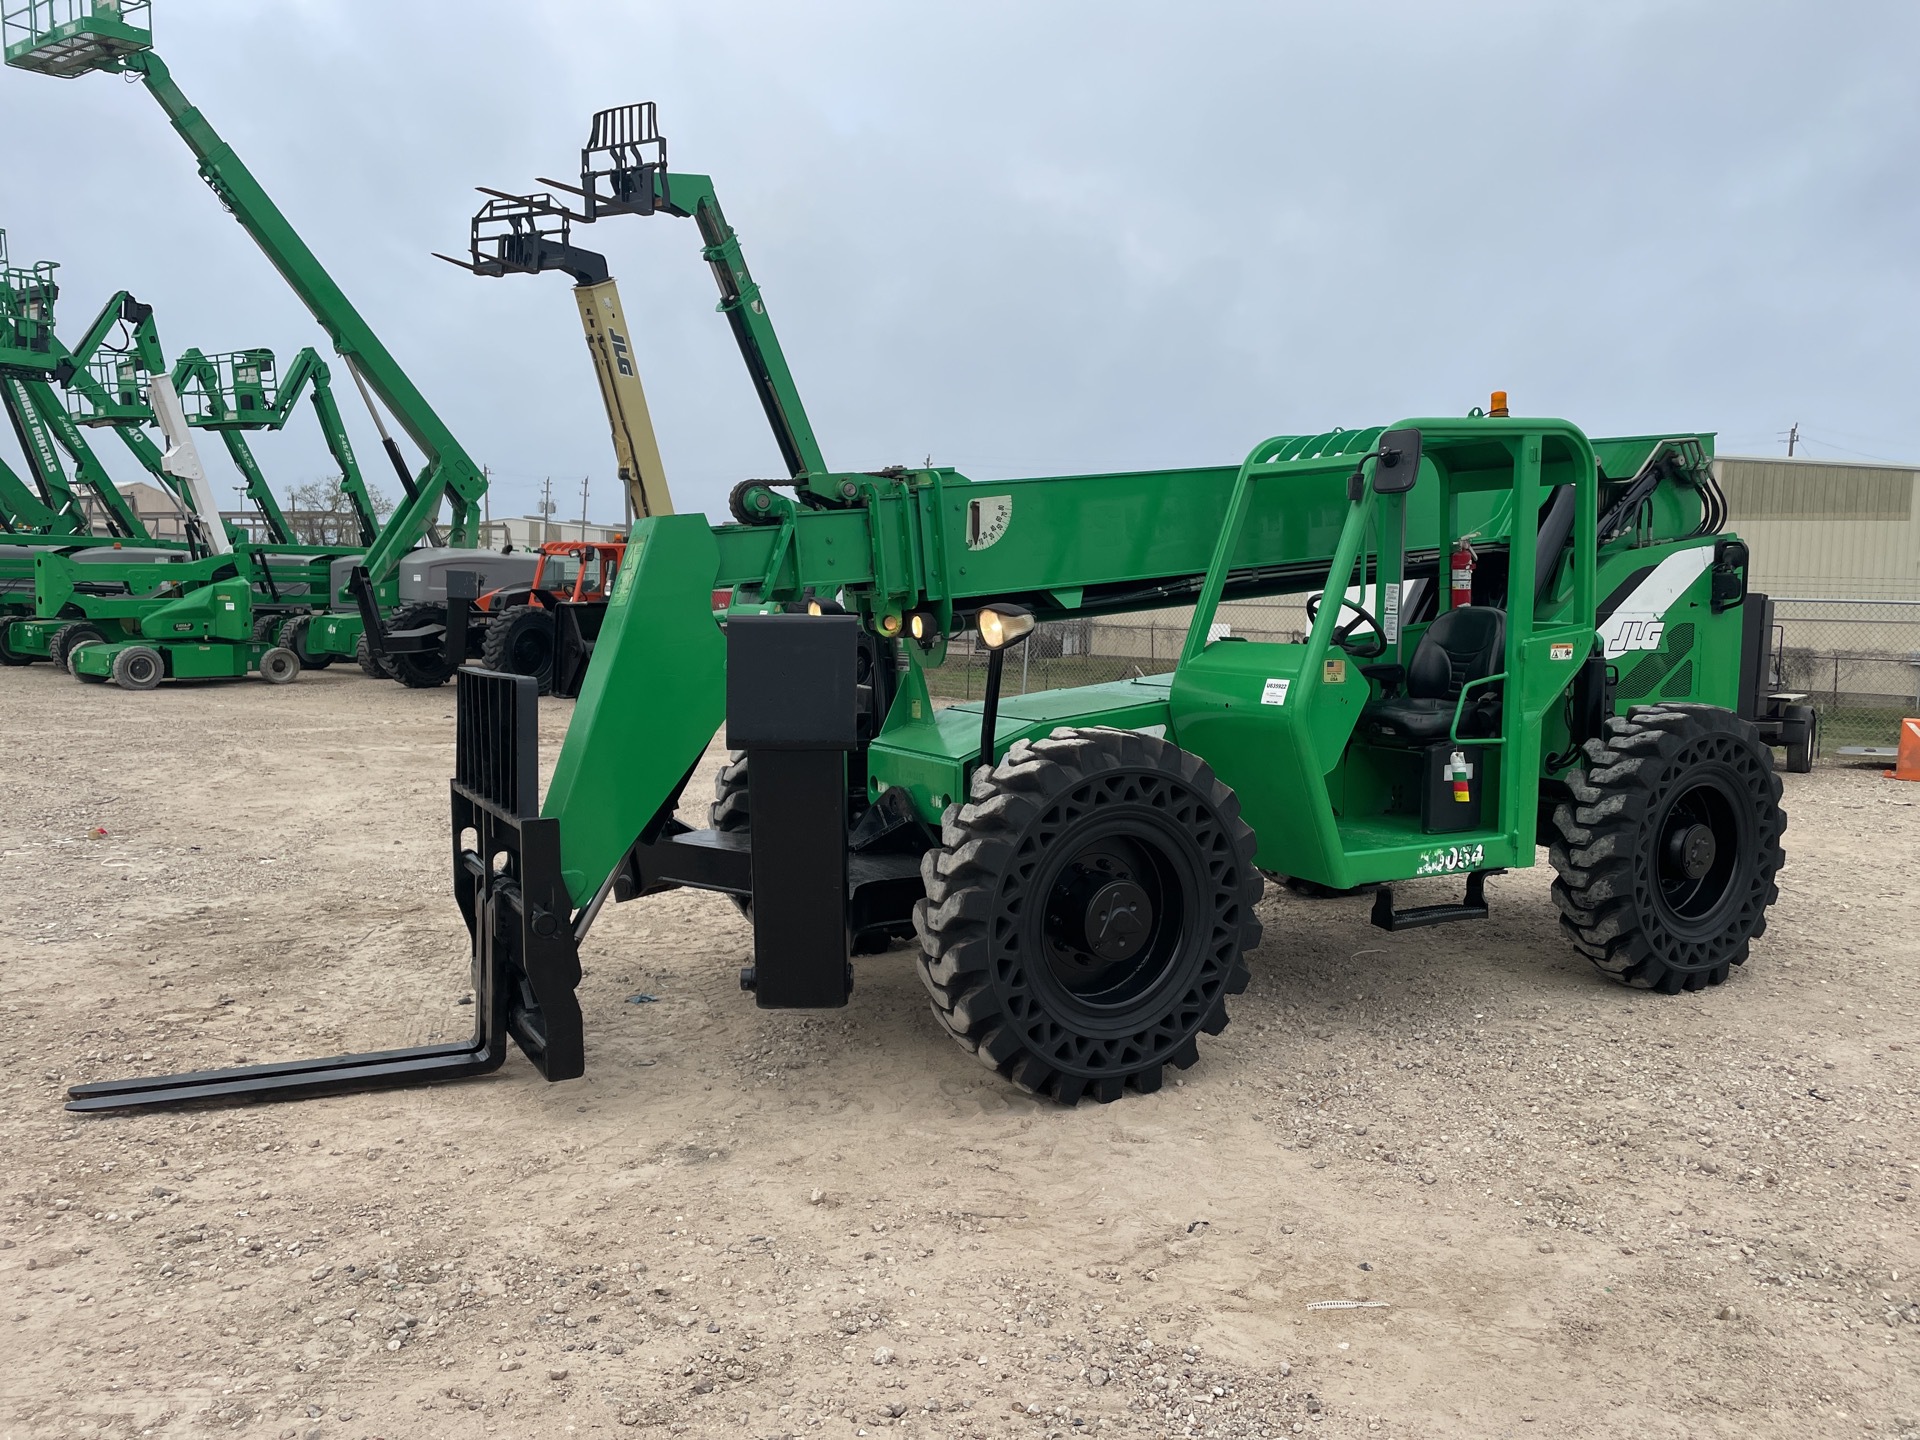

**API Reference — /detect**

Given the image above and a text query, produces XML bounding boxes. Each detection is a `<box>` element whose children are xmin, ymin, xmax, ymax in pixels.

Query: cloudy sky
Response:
<box><xmin>4</xmin><ymin>0</ymin><xmax>1915</xmax><ymax>525</ymax></box>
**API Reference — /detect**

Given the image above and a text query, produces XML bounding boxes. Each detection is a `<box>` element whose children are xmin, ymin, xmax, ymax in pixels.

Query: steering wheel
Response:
<box><xmin>1305</xmin><ymin>593</ymin><xmax>1388</xmax><ymax>659</ymax></box>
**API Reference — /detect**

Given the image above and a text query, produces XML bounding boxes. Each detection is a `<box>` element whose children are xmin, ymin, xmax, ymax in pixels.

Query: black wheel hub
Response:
<box><xmin>1052</xmin><ymin>867</ymin><xmax>1153</xmax><ymax>964</ymax></box>
<box><xmin>1039</xmin><ymin>834</ymin><xmax>1186</xmax><ymax>1012</ymax></box>
<box><xmin>1667</xmin><ymin>822</ymin><xmax>1718</xmax><ymax>881</ymax></box>
<box><xmin>509</xmin><ymin>628</ymin><xmax>553</xmax><ymax>673</ymax></box>
<box><xmin>1652</xmin><ymin>777</ymin><xmax>1744</xmax><ymax>926</ymax></box>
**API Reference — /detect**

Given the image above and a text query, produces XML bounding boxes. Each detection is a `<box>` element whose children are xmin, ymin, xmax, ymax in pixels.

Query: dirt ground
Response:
<box><xmin>1</xmin><ymin>665</ymin><xmax>1917</xmax><ymax>1440</ymax></box>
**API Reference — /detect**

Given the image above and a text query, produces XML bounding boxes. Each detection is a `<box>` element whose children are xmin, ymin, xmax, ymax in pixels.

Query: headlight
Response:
<box><xmin>976</xmin><ymin>604</ymin><xmax>1035</xmax><ymax>651</ymax></box>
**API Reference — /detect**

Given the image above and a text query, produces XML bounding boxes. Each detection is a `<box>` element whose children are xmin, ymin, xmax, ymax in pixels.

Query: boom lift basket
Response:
<box><xmin>3</xmin><ymin>1</ymin><xmax>152</xmax><ymax>77</ymax></box>
<box><xmin>175</xmin><ymin>348</ymin><xmax>278</xmax><ymax>426</ymax></box>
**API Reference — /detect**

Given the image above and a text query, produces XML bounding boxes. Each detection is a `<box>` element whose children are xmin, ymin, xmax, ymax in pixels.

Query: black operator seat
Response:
<box><xmin>1359</xmin><ymin>606</ymin><xmax>1506</xmax><ymax>744</ymax></box>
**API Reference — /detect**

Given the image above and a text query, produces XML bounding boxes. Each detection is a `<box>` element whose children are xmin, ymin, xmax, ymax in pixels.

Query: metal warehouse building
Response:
<box><xmin>1714</xmin><ymin>455</ymin><xmax>1920</xmax><ymax>600</ymax></box>
<box><xmin>1714</xmin><ymin>455</ymin><xmax>1920</xmax><ymax>738</ymax></box>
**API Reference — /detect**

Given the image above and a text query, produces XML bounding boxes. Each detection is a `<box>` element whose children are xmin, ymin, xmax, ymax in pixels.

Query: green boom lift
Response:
<box><xmin>0</xmin><ymin>230</ymin><xmax>194</xmax><ymax>542</ymax></box>
<box><xmin>0</xmin><ymin>280</ymin><xmax>380</xmax><ymax>680</ymax></box>
<box><xmin>4</xmin><ymin>0</ymin><xmax>520</xmax><ymax>686</ymax></box>
<box><xmin>66</xmin><ymin>119</ymin><xmax>1803</xmax><ymax>1114</ymax></box>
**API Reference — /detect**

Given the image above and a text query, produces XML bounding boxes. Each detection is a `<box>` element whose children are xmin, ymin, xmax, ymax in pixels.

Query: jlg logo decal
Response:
<box><xmin>1604</xmin><ymin>618</ymin><xmax>1665</xmax><ymax>657</ymax></box>
<box><xmin>1597</xmin><ymin>549</ymin><xmax>1711</xmax><ymax>661</ymax></box>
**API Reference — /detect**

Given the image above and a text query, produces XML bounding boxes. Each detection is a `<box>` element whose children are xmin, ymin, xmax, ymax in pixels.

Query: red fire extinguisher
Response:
<box><xmin>1450</xmin><ymin>536</ymin><xmax>1477</xmax><ymax>610</ymax></box>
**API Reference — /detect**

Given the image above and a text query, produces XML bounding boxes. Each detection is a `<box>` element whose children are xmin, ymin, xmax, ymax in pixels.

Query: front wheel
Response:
<box><xmin>67</xmin><ymin>639</ymin><xmax>107</xmax><ymax>682</ymax></box>
<box><xmin>354</xmin><ymin>630</ymin><xmax>395</xmax><ymax>680</ymax></box>
<box><xmin>1550</xmin><ymin>705</ymin><xmax>1786</xmax><ymax>994</ymax></box>
<box><xmin>258</xmin><ymin>647</ymin><xmax>301</xmax><ymax>685</ymax></box>
<box><xmin>48</xmin><ymin>622</ymin><xmax>105</xmax><ymax>672</ymax></box>
<box><xmin>277</xmin><ymin>614</ymin><xmax>334</xmax><ymax>670</ymax></box>
<box><xmin>914</xmin><ymin>727</ymin><xmax>1264</xmax><ymax>1104</ymax></box>
<box><xmin>0</xmin><ymin>619</ymin><xmax>32</xmax><ymax>666</ymax></box>
<box><xmin>383</xmin><ymin>604</ymin><xmax>459</xmax><ymax>689</ymax></box>
<box><xmin>479</xmin><ymin>604</ymin><xmax>557</xmax><ymax>694</ymax></box>
<box><xmin>111</xmin><ymin>645</ymin><xmax>165</xmax><ymax>691</ymax></box>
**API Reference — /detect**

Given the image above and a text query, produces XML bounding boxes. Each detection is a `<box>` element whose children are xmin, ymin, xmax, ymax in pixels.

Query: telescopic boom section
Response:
<box><xmin>542</xmin><ymin>103</ymin><xmax>829</xmax><ymax>490</ymax></box>
<box><xmin>114</xmin><ymin>48</ymin><xmax>487</xmax><ymax>578</ymax></box>
<box><xmin>450</xmin><ymin>191</ymin><xmax>674</xmax><ymax>520</ymax></box>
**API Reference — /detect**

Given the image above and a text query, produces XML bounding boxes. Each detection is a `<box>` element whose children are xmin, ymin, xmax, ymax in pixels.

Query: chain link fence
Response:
<box><xmin>923</xmin><ymin>596</ymin><xmax>1920</xmax><ymax>763</ymax></box>
<box><xmin>1769</xmin><ymin>598</ymin><xmax>1920</xmax><ymax>758</ymax></box>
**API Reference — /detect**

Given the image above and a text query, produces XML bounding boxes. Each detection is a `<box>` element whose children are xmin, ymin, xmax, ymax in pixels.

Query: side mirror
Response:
<box><xmin>1371</xmin><ymin>427</ymin><xmax>1423</xmax><ymax>494</ymax></box>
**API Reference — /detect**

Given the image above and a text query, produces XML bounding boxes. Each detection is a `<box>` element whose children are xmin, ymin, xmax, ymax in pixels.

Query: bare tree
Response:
<box><xmin>284</xmin><ymin>477</ymin><xmax>393</xmax><ymax>546</ymax></box>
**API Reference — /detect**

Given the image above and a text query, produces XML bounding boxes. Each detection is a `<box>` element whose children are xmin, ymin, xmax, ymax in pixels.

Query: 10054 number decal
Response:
<box><xmin>1415</xmin><ymin>843</ymin><xmax>1485</xmax><ymax>876</ymax></box>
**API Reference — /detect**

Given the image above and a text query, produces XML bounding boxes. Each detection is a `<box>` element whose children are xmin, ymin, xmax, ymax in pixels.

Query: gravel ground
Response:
<box><xmin>0</xmin><ymin>664</ymin><xmax>1916</xmax><ymax>1439</ymax></box>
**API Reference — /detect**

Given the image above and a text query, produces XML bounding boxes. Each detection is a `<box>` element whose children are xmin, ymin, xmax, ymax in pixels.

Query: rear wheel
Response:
<box><xmin>258</xmin><ymin>647</ymin><xmax>301</xmax><ymax>685</ymax></box>
<box><xmin>66</xmin><ymin>639</ymin><xmax>107</xmax><ymax>682</ymax></box>
<box><xmin>479</xmin><ymin>604</ymin><xmax>557</xmax><ymax>694</ymax></box>
<box><xmin>111</xmin><ymin>645</ymin><xmax>165</xmax><ymax>691</ymax></box>
<box><xmin>276</xmin><ymin>614</ymin><xmax>334</xmax><ymax>670</ymax></box>
<box><xmin>48</xmin><ymin>622</ymin><xmax>105</xmax><ymax>672</ymax></box>
<box><xmin>914</xmin><ymin>727</ymin><xmax>1264</xmax><ymax>1104</ymax></box>
<box><xmin>1550</xmin><ymin>705</ymin><xmax>1785</xmax><ymax>994</ymax></box>
<box><xmin>354</xmin><ymin>630</ymin><xmax>394</xmax><ymax>679</ymax></box>
<box><xmin>1782</xmin><ymin>703</ymin><xmax>1817</xmax><ymax>775</ymax></box>
<box><xmin>0</xmin><ymin>618</ymin><xmax>32</xmax><ymax>665</ymax></box>
<box><xmin>250</xmin><ymin>613</ymin><xmax>282</xmax><ymax>645</ymax></box>
<box><xmin>383</xmin><ymin>603</ymin><xmax>459</xmax><ymax>689</ymax></box>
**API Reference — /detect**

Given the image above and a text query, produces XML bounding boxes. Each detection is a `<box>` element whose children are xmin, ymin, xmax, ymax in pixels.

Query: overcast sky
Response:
<box><xmin>4</xmin><ymin>0</ymin><xmax>1916</xmax><ymax>525</ymax></box>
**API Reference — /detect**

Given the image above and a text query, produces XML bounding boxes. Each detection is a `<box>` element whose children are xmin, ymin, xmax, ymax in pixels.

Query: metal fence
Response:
<box><xmin>923</xmin><ymin>596</ymin><xmax>1920</xmax><ymax>763</ymax></box>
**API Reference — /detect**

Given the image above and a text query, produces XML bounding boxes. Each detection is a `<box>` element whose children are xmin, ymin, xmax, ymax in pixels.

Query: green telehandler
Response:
<box><xmin>63</xmin><ymin>113</ymin><xmax>1802</xmax><ymax>1114</ymax></box>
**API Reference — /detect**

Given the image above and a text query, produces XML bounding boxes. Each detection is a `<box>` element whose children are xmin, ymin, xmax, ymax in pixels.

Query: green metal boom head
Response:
<box><xmin>2</xmin><ymin>0</ymin><xmax>151</xmax><ymax>76</ymax></box>
<box><xmin>172</xmin><ymin>347</ymin><xmax>280</xmax><ymax>429</ymax></box>
<box><xmin>0</xmin><ymin>242</ymin><xmax>59</xmax><ymax>362</ymax></box>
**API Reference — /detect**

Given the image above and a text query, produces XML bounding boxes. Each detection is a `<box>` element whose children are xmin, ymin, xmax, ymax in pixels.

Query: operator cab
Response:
<box><xmin>1170</xmin><ymin>417</ymin><xmax>1600</xmax><ymax>892</ymax></box>
<box><xmin>1358</xmin><ymin>604</ymin><xmax>1506</xmax><ymax>744</ymax></box>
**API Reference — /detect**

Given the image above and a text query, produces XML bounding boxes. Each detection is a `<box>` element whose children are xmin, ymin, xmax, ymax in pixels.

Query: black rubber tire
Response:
<box><xmin>276</xmin><ymin>614</ymin><xmax>334</xmax><ymax>670</ymax></box>
<box><xmin>914</xmin><ymin>727</ymin><xmax>1264</xmax><ymax>1105</ymax></box>
<box><xmin>383</xmin><ymin>603</ymin><xmax>459</xmax><ymax>689</ymax></box>
<box><xmin>250</xmin><ymin>613</ymin><xmax>283</xmax><ymax>645</ymax></box>
<box><xmin>112</xmin><ymin>645</ymin><xmax>165</xmax><ymax>691</ymax></box>
<box><xmin>258</xmin><ymin>646</ymin><xmax>301</xmax><ymax>685</ymax></box>
<box><xmin>0</xmin><ymin>618</ymin><xmax>32</xmax><ymax>665</ymax></box>
<box><xmin>67</xmin><ymin>639</ymin><xmax>107</xmax><ymax>682</ymax></box>
<box><xmin>479</xmin><ymin>604</ymin><xmax>558</xmax><ymax>694</ymax></box>
<box><xmin>1550</xmin><ymin>704</ymin><xmax>1786</xmax><ymax>994</ymax></box>
<box><xmin>709</xmin><ymin>752</ymin><xmax>755</xmax><ymax>923</ymax></box>
<box><xmin>48</xmin><ymin>622</ymin><xmax>105</xmax><ymax>672</ymax></box>
<box><xmin>354</xmin><ymin>630</ymin><xmax>395</xmax><ymax>680</ymax></box>
<box><xmin>710</xmin><ymin>751</ymin><xmax>752</xmax><ymax>834</ymax></box>
<box><xmin>1782</xmin><ymin>703</ymin><xmax>1817</xmax><ymax>775</ymax></box>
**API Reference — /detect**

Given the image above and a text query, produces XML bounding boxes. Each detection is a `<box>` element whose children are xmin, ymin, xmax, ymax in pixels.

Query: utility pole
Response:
<box><xmin>539</xmin><ymin>476</ymin><xmax>555</xmax><ymax>543</ymax></box>
<box><xmin>1787</xmin><ymin>422</ymin><xmax>1799</xmax><ymax>457</ymax></box>
<box><xmin>482</xmin><ymin>465</ymin><xmax>490</xmax><ymax>526</ymax></box>
<box><xmin>579</xmin><ymin>475</ymin><xmax>591</xmax><ymax>541</ymax></box>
